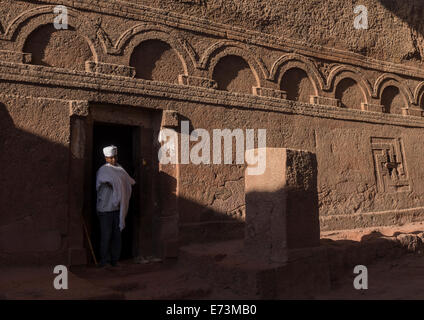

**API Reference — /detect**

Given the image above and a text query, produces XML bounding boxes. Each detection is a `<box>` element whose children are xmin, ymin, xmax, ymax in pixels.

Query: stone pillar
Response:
<box><xmin>67</xmin><ymin>101</ymin><xmax>90</xmax><ymax>266</ymax></box>
<box><xmin>155</xmin><ymin>110</ymin><xmax>180</xmax><ymax>258</ymax></box>
<box><xmin>244</xmin><ymin>148</ymin><xmax>320</xmax><ymax>264</ymax></box>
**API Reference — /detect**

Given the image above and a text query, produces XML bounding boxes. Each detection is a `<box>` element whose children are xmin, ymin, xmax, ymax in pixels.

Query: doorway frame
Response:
<box><xmin>68</xmin><ymin>101</ymin><xmax>180</xmax><ymax>265</ymax></box>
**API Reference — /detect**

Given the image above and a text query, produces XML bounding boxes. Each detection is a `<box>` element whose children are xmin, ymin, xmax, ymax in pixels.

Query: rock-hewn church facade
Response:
<box><xmin>2</xmin><ymin>0</ymin><xmax>424</xmax><ymax>266</ymax></box>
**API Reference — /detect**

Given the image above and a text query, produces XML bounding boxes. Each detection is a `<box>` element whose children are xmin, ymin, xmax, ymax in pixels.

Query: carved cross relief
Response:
<box><xmin>371</xmin><ymin>137</ymin><xmax>410</xmax><ymax>193</ymax></box>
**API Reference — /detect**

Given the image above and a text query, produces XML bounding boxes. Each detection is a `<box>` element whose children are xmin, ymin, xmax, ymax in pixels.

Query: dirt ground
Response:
<box><xmin>2</xmin><ymin>222</ymin><xmax>424</xmax><ymax>300</ymax></box>
<box><xmin>316</xmin><ymin>222</ymin><xmax>424</xmax><ymax>299</ymax></box>
<box><xmin>315</xmin><ymin>253</ymin><xmax>424</xmax><ymax>299</ymax></box>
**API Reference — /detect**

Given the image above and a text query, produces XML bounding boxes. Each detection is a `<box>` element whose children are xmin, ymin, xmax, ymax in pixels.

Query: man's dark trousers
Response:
<box><xmin>97</xmin><ymin>210</ymin><xmax>121</xmax><ymax>265</ymax></box>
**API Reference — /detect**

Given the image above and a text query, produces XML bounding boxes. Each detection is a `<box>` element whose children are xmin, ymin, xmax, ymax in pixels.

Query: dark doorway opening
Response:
<box><xmin>91</xmin><ymin>122</ymin><xmax>139</xmax><ymax>262</ymax></box>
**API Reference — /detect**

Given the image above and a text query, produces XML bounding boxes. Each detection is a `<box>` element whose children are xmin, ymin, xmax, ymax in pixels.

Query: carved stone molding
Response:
<box><xmin>25</xmin><ymin>0</ymin><xmax>424</xmax><ymax>81</ymax></box>
<box><xmin>161</xmin><ymin>110</ymin><xmax>179</xmax><ymax>128</ymax></box>
<box><xmin>402</xmin><ymin>108</ymin><xmax>424</xmax><ymax>117</ymax></box>
<box><xmin>320</xmin><ymin>206</ymin><xmax>424</xmax><ymax>231</ymax></box>
<box><xmin>2</xmin><ymin>62</ymin><xmax>424</xmax><ymax>129</ymax></box>
<box><xmin>69</xmin><ymin>100</ymin><xmax>89</xmax><ymax>117</ymax></box>
<box><xmin>0</xmin><ymin>50</ymin><xmax>31</xmax><ymax>64</ymax></box>
<box><xmin>310</xmin><ymin>96</ymin><xmax>341</xmax><ymax>108</ymax></box>
<box><xmin>361</xmin><ymin>103</ymin><xmax>385</xmax><ymax>113</ymax></box>
<box><xmin>178</xmin><ymin>74</ymin><xmax>217</xmax><ymax>89</ymax></box>
<box><xmin>401</xmin><ymin>108</ymin><xmax>409</xmax><ymax>116</ymax></box>
<box><xmin>3</xmin><ymin>2</ymin><xmax>424</xmax><ymax>120</ymax></box>
<box><xmin>85</xmin><ymin>61</ymin><xmax>135</xmax><ymax>78</ymax></box>
<box><xmin>253</xmin><ymin>87</ymin><xmax>287</xmax><ymax>99</ymax></box>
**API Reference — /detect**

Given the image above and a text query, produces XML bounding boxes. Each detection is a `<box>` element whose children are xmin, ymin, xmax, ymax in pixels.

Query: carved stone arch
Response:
<box><xmin>374</xmin><ymin>73</ymin><xmax>413</xmax><ymax>106</ymax></box>
<box><xmin>327</xmin><ymin>65</ymin><xmax>372</xmax><ymax>104</ymax></box>
<box><xmin>200</xmin><ymin>41</ymin><xmax>267</xmax><ymax>87</ymax></box>
<box><xmin>413</xmin><ymin>82</ymin><xmax>424</xmax><ymax>108</ymax></box>
<box><xmin>270</xmin><ymin>54</ymin><xmax>324</xmax><ymax>96</ymax></box>
<box><xmin>6</xmin><ymin>5</ymin><xmax>101</xmax><ymax>62</ymax></box>
<box><xmin>119</xmin><ymin>24</ymin><xmax>196</xmax><ymax>76</ymax></box>
<box><xmin>374</xmin><ymin>74</ymin><xmax>413</xmax><ymax>114</ymax></box>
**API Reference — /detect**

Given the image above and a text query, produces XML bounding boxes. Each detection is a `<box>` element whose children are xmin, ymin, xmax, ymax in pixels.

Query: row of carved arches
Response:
<box><xmin>4</xmin><ymin>6</ymin><xmax>424</xmax><ymax>112</ymax></box>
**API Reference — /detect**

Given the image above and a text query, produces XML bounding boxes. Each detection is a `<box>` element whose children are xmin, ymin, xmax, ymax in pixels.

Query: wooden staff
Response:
<box><xmin>82</xmin><ymin>218</ymin><xmax>98</xmax><ymax>265</ymax></box>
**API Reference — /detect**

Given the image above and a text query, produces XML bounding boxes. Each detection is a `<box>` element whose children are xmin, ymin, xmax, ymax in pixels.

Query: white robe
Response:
<box><xmin>96</xmin><ymin>163</ymin><xmax>136</xmax><ymax>231</ymax></box>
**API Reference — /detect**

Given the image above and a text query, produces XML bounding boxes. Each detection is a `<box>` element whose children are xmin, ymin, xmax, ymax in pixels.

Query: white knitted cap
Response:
<box><xmin>103</xmin><ymin>145</ymin><xmax>118</xmax><ymax>157</ymax></box>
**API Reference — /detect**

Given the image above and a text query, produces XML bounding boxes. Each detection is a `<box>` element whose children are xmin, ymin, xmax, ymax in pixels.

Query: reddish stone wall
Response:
<box><xmin>125</xmin><ymin>0</ymin><xmax>424</xmax><ymax>68</ymax></box>
<box><xmin>0</xmin><ymin>95</ymin><xmax>71</xmax><ymax>265</ymax></box>
<box><xmin>170</xmin><ymin>101</ymin><xmax>424</xmax><ymax>233</ymax></box>
<box><xmin>2</xmin><ymin>0</ymin><xmax>424</xmax><ymax>264</ymax></box>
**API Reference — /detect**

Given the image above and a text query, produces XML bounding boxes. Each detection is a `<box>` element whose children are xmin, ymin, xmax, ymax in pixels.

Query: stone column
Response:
<box><xmin>154</xmin><ymin>110</ymin><xmax>180</xmax><ymax>258</ymax></box>
<box><xmin>67</xmin><ymin>101</ymin><xmax>90</xmax><ymax>265</ymax></box>
<box><xmin>244</xmin><ymin>148</ymin><xmax>320</xmax><ymax>264</ymax></box>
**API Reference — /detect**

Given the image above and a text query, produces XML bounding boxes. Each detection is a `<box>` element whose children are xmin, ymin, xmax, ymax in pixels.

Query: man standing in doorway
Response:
<box><xmin>96</xmin><ymin>145</ymin><xmax>135</xmax><ymax>268</ymax></box>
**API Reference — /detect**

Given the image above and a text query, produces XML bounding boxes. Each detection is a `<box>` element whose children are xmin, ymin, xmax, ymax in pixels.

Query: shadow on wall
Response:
<box><xmin>4</xmin><ymin>101</ymin><xmax>414</xmax><ymax>275</ymax></box>
<box><xmin>335</xmin><ymin>78</ymin><xmax>364</xmax><ymax>110</ymax></box>
<box><xmin>381</xmin><ymin>85</ymin><xmax>405</xmax><ymax>114</ymax></box>
<box><xmin>176</xmin><ymin>189</ymin><xmax>320</xmax><ymax>252</ymax></box>
<box><xmin>212</xmin><ymin>55</ymin><xmax>257</xmax><ymax>94</ymax></box>
<box><xmin>0</xmin><ymin>102</ymin><xmax>70</xmax><ymax>265</ymax></box>
<box><xmin>279</xmin><ymin>65</ymin><xmax>408</xmax><ymax>113</ymax></box>
<box><xmin>130</xmin><ymin>39</ymin><xmax>185</xmax><ymax>84</ymax></box>
<box><xmin>0</xmin><ymin>102</ymin><xmax>247</xmax><ymax>265</ymax></box>
<box><xmin>280</xmin><ymin>68</ymin><xmax>315</xmax><ymax>103</ymax></box>
<box><xmin>23</xmin><ymin>24</ymin><xmax>94</xmax><ymax>71</ymax></box>
<box><xmin>177</xmin><ymin>193</ymin><xmax>246</xmax><ymax>246</ymax></box>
